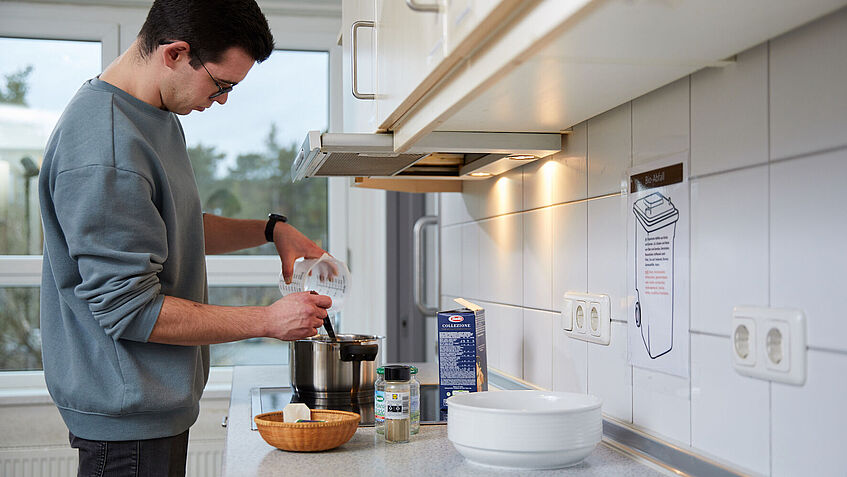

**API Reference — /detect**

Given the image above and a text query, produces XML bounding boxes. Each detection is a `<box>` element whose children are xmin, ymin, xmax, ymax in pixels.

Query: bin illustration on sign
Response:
<box><xmin>633</xmin><ymin>192</ymin><xmax>679</xmax><ymax>359</ymax></box>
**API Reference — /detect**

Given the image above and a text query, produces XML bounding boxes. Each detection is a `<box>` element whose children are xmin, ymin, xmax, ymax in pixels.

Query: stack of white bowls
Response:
<box><xmin>446</xmin><ymin>390</ymin><xmax>602</xmax><ymax>470</ymax></box>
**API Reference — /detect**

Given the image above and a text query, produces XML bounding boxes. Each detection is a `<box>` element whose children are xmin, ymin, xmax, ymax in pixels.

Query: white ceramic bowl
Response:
<box><xmin>446</xmin><ymin>390</ymin><xmax>602</xmax><ymax>470</ymax></box>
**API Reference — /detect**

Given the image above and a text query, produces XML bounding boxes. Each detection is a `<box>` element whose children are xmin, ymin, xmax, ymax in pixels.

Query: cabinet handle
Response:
<box><xmin>413</xmin><ymin>215</ymin><xmax>439</xmax><ymax>316</ymax></box>
<box><xmin>405</xmin><ymin>0</ymin><xmax>440</xmax><ymax>13</ymax></box>
<box><xmin>351</xmin><ymin>20</ymin><xmax>375</xmax><ymax>100</ymax></box>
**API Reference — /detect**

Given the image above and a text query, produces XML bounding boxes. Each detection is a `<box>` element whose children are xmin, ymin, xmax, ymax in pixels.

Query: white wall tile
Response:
<box><xmin>439</xmin><ymin>191</ymin><xmax>473</xmax><ymax>226</ymax></box>
<box><xmin>690</xmin><ymin>166</ymin><xmax>769</xmax><ymax>336</ymax></box>
<box><xmin>460</xmin><ymin>222</ymin><xmax>480</xmax><ymax>301</ymax></box>
<box><xmin>632</xmin><ymin>77</ymin><xmax>690</xmax><ymax>166</ymax></box>
<box><xmin>633</xmin><ymin>367</ymin><xmax>691</xmax><ymax>445</ymax></box>
<box><xmin>483</xmin><ymin>302</ymin><xmax>523</xmax><ymax>378</ymax></box>
<box><xmin>771</xmin><ymin>149</ymin><xmax>847</xmax><ymax>352</ymax></box>
<box><xmin>587</xmin><ymin>322</ymin><xmax>632</xmax><ymax>422</ymax></box>
<box><xmin>770</xmin><ymin>8</ymin><xmax>847</xmax><ymax>160</ymax></box>
<box><xmin>464</xmin><ymin>167</ymin><xmax>522</xmax><ymax>220</ymax></box>
<box><xmin>551</xmin><ymin>201</ymin><xmax>587</xmax><ymax>312</ymax></box>
<box><xmin>772</xmin><ymin>349</ymin><xmax>847</xmax><ymax>477</ymax></box>
<box><xmin>587</xmin><ymin>196</ymin><xmax>628</xmax><ymax>322</ymax></box>
<box><xmin>553</xmin><ymin>325</ymin><xmax>588</xmax><ymax>393</ymax></box>
<box><xmin>523</xmin><ymin>123</ymin><xmax>587</xmax><ymax>210</ymax></box>
<box><xmin>440</xmin><ymin>225</ymin><xmax>462</xmax><ymax>297</ymax></box>
<box><xmin>523</xmin><ymin>309</ymin><xmax>554</xmax><ymax>390</ymax></box>
<box><xmin>588</xmin><ymin>103</ymin><xmax>631</xmax><ymax>197</ymax></box>
<box><xmin>690</xmin><ymin>44</ymin><xmax>768</xmax><ymax>176</ymax></box>
<box><xmin>691</xmin><ymin>334</ymin><xmax>770</xmax><ymax>476</ymax></box>
<box><xmin>478</xmin><ymin>214</ymin><xmax>523</xmax><ymax>306</ymax></box>
<box><xmin>523</xmin><ymin>208</ymin><xmax>553</xmax><ymax>310</ymax></box>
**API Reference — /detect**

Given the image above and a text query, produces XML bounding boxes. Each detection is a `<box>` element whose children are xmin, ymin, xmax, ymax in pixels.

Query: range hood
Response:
<box><xmin>291</xmin><ymin>131</ymin><xmax>562</xmax><ymax>181</ymax></box>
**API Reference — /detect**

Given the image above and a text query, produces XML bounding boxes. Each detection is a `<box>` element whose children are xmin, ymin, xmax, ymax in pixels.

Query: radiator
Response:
<box><xmin>0</xmin><ymin>440</ymin><xmax>223</xmax><ymax>477</ymax></box>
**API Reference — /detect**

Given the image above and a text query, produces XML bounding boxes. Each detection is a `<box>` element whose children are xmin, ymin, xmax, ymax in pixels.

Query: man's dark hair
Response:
<box><xmin>138</xmin><ymin>0</ymin><xmax>275</xmax><ymax>67</ymax></box>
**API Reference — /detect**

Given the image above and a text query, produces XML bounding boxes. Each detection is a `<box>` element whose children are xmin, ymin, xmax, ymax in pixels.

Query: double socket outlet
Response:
<box><xmin>731</xmin><ymin>306</ymin><xmax>806</xmax><ymax>386</ymax></box>
<box><xmin>561</xmin><ymin>292</ymin><xmax>611</xmax><ymax>345</ymax></box>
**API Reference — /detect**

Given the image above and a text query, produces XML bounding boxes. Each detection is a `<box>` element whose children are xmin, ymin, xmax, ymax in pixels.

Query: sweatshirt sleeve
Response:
<box><xmin>53</xmin><ymin>165</ymin><xmax>167</xmax><ymax>342</ymax></box>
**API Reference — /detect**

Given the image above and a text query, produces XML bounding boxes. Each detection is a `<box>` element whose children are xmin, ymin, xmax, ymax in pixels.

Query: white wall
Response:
<box><xmin>439</xmin><ymin>8</ymin><xmax>847</xmax><ymax>476</ymax></box>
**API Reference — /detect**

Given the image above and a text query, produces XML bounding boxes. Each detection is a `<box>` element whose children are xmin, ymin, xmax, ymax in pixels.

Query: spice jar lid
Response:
<box><xmin>384</xmin><ymin>364</ymin><xmax>410</xmax><ymax>381</ymax></box>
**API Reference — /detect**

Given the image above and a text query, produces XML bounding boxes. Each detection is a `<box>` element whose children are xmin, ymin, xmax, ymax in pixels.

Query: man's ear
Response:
<box><xmin>161</xmin><ymin>41</ymin><xmax>191</xmax><ymax>70</ymax></box>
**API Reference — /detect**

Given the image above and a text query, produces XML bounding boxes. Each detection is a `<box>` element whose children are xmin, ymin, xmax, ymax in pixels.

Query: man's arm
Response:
<box><xmin>203</xmin><ymin>213</ymin><xmax>327</xmax><ymax>284</ymax></box>
<box><xmin>202</xmin><ymin>214</ymin><xmax>266</xmax><ymax>255</ymax></box>
<box><xmin>147</xmin><ymin>291</ymin><xmax>332</xmax><ymax>346</ymax></box>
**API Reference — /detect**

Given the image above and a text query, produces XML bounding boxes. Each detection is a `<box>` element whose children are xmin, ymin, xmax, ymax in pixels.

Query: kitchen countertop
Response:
<box><xmin>222</xmin><ymin>365</ymin><xmax>668</xmax><ymax>477</ymax></box>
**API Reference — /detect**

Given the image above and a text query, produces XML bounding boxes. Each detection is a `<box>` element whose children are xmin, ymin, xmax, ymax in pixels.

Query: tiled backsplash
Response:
<box><xmin>439</xmin><ymin>8</ymin><xmax>847</xmax><ymax>476</ymax></box>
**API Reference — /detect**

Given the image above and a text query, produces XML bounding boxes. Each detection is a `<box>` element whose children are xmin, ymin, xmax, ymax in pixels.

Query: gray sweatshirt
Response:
<box><xmin>38</xmin><ymin>78</ymin><xmax>209</xmax><ymax>441</ymax></box>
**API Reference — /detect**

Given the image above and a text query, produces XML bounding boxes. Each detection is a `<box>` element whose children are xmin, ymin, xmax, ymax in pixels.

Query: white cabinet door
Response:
<box><xmin>342</xmin><ymin>0</ymin><xmax>378</xmax><ymax>133</ymax></box>
<box><xmin>374</xmin><ymin>0</ymin><xmax>444</xmax><ymax>131</ymax></box>
<box><xmin>443</xmin><ymin>0</ymin><xmax>511</xmax><ymax>56</ymax></box>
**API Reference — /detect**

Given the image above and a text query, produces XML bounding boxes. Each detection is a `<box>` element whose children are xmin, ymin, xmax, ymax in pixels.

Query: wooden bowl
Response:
<box><xmin>253</xmin><ymin>410</ymin><xmax>360</xmax><ymax>452</ymax></box>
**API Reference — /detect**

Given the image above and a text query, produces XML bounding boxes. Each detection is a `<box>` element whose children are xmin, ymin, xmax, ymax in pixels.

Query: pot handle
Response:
<box><xmin>340</xmin><ymin>343</ymin><xmax>379</xmax><ymax>362</ymax></box>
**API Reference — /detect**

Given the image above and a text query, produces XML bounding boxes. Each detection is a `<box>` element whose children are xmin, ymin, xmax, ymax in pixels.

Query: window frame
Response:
<box><xmin>0</xmin><ymin>5</ymin><xmax>344</xmax><ymax>396</ymax></box>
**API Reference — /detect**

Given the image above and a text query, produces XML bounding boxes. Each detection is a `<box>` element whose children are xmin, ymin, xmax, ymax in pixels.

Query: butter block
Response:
<box><xmin>283</xmin><ymin>403</ymin><xmax>311</xmax><ymax>423</ymax></box>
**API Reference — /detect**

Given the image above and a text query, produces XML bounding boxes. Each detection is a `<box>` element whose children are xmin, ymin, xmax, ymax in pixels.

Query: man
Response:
<box><xmin>38</xmin><ymin>1</ymin><xmax>331</xmax><ymax>475</ymax></box>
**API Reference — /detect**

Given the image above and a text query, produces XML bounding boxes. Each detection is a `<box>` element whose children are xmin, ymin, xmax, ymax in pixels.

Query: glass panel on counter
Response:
<box><xmin>0</xmin><ymin>37</ymin><xmax>102</xmax><ymax>255</ymax></box>
<box><xmin>0</xmin><ymin>286</ymin><xmax>41</xmax><ymax>371</ymax></box>
<box><xmin>209</xmin><ymin>286</ymin><xmax>288</xmax><ymax>366</ymax></box>
<box><xmin>180</xmin><ymin>49</ymin><xmax>330</xmax><ymax>254</ymax></box>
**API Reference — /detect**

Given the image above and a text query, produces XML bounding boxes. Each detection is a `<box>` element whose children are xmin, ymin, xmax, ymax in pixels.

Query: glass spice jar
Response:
<box><xmin>410</xmin><ymin>366</ymin><xmax>420</xmax><ymax>435</ymax></box>
<box><xmin>375</xmin><ymin>367</ymin><xmax>385</xmax><ymax>434</ymax></box>
<box><xmin>383</xmin><ymin>365</ymin><xmax>411</xmax><ymax>443</ymax></box>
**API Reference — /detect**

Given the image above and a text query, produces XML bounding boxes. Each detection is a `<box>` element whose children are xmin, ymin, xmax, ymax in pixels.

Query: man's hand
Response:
<box><xmin>265</xmin><ymin>291</ymin><xmax>332</xmax><ymax>341</ymax></box>
<box><xmin>272</xmin><ymin>222</ymin><xmax>327</xmax><ymax>284</ymax></box>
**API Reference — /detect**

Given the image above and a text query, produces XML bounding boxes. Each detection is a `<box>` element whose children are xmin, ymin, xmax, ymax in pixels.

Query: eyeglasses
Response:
<box><xmin>194</xmin><ymin>51</ymin><xmax>234</xmax><ymax>99</ymax></box>
<box><xmin>159</xmin><ymin>41</ymin><xmax>234</xmax><ymax>99</ymax></box>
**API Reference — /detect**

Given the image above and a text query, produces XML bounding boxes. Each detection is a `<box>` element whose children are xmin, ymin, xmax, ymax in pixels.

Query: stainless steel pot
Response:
<box><xmin>289</xmin><ymin>334</ymin><xmax>384</xmax><ymax>398</ymax></box>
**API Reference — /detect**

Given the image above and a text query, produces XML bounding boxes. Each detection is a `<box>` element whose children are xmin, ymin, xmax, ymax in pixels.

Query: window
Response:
<box><xmin>0</xmin><ymin>37</ymin><xmax>101</xmax><ymax>371</ymax></box>
<box><xmin>181</xmin><ymin>49</ymin><xmax>329</xmax><ymax>254</ymax></box>
<box><xmin>0</xmin><ymin>37</ymin><xmax>101</xmax><ymax>255</ymax></box>
<box><xmin>180</xmin><ymin>49</ymin><xmax>330</xmax><ymax>365</ymax></box>
<box><xmin>0</xmin><ymin>39</ymin><xmax>330</xmax><ymax>370</ymax></box>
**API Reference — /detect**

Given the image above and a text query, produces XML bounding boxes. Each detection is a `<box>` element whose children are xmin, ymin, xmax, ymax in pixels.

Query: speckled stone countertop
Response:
<box><xmin>222</xmin><ymin>365</ymin><xmax>667</xmax><ymax>477</ymax></box>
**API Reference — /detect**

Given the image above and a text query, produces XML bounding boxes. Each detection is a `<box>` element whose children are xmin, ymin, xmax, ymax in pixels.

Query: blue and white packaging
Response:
<box><xmin>438</xmin><ymin>298</ymin><xmax>487</xmax><ymax>420</ymax></box>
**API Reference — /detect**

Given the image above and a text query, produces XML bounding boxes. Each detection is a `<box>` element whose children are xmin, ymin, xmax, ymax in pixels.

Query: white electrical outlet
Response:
<box><xmin>731</xmin><ymin>306</ymin><xmax>806</xmax><ymax>385</ymax></box>
<box><xmin>732</xmin><ymin>316</ymin><xmax>756</xmax><ymax>367</ymax></box>
<box><xmin>575</xmin><ymin>301</ymin><xmax>588</xmax><ymax>334</ymax></box>
<box><xmin>562</xmin><ymin>292</ymin><xmax>611</xmax><ymax>345</ymax></box>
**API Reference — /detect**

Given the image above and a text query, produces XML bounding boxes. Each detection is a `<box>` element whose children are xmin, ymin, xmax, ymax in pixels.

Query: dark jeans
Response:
<box><xmin>69</xmin><ymin>430</ymin><xmax>189</xmax><ymax>477</ymax></box>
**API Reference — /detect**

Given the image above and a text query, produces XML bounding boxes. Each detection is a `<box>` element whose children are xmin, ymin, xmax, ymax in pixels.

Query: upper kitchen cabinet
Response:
<box><xmin>373</xmin><ymin>0</ymin><xmax>521</xmax><ymax>131</ymax></box>
<box><xmin>390</xmin><ymin>0</ymin><xmax>847</xmax><ymax>151</ymax></box>
<box><xmin>442</xmin><ymin>0</ymin><xmax>515</xmax><ymax>56</ymax></box>
<box><xmin>324</xmin><ymin>0</ymin><xmax>846</xmax><ymax>189</ymax></box>
<box><xmin>341</xmin><ymin>0</ymin><xmax>377</xmax><ymax>133</ymax></box>
<box><xmin>373</xmin><ymin>0</ymin><xmax>443</xmax><ymax>129</ymax></box>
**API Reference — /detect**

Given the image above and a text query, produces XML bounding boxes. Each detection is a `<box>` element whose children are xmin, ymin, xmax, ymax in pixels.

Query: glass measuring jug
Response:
<box><xmin>279</xmin><ymin>253</ymin><xmax>350</xmax><ymax>313</ymax></box>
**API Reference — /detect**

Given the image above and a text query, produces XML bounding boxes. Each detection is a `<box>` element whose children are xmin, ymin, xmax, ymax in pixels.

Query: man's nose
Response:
<box><xmin>214</xmin><ymin>93</ymin><xmax>228</xmax><ymax>105</ymax></box>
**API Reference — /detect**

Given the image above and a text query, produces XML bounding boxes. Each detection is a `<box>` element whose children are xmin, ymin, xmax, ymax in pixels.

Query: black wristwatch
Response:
<box><xmin>264</xmin><ymin>213</ymin><xmax>288</xmax><ymax>242</ymax></box>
